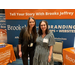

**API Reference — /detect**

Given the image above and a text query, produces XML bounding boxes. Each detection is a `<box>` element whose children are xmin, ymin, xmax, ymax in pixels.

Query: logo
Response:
<box><xmin>7</xmin><ymin>25</ymin><xmax>26</xmax><ymax>30</ymax></box>
<box><xmin>66</xmin><ymin>54</ymin><xmax>75</xmax><ymax>63</ymax></box>
<box><xmin>70</xmin><ymin>49</ymin><xmax>75</xmax><ymax>54</ymax></box>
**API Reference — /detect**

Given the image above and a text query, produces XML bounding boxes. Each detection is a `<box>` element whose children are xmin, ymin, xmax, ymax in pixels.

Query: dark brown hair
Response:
<box><xmin>23</xmin><ymin>17</ymin><xmax>37</xmax><ymax>42</ymax></box>
<box><xmin>38</xmin><ymin>20</ymin><xmax>49</xmax><ymax>36</ymax></box>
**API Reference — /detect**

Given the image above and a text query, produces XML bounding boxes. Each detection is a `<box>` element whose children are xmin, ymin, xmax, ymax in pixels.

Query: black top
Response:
<box><xmin>19</xmin><ymin>27</ymin><xmax>26</xmax><ymax>45</ymax></box>
<box><xmin>18</xmin><ymin>27</ymin><xmax>36</xmax><ymax>52</ymax></box>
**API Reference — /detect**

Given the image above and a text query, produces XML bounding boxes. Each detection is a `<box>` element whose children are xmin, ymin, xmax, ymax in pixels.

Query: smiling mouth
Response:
<box><xmin>31</xmin><ymin>24</ymin><xmax>34</xmax><ymax>26</ymax></box>
<box><xmin>42</xmin><ymin>28</ymin><xmax>45</xmax><ymax>29</ymax></box>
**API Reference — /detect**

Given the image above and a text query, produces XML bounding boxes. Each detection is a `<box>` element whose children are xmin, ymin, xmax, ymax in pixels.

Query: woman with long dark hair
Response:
<box><xmin>33</xmin><ymin>20</ymin><xmax>55</xmax><ymax>65</ymax></box>
<box><xmin>18</xmin><ymin>17</ymin><xmax>37</xmax><ymax>65</ymax></box>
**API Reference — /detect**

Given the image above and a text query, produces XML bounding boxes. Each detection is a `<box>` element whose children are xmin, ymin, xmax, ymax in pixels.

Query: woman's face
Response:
<box><xmin>29</xmin><ymin>18</ymin><xmax>35</xmax><ymax>28</ymax></box>
<box><xmin>40</xmin><ymin>21</ymin><xmax>47</xmax><ymax>32</ymax></box>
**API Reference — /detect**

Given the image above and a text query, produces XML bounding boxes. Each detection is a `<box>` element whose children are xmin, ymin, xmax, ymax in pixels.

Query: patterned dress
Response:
<box><xmin>33</xmin><ymin>32</ymin><xmax>55</xmax><ymax>65</ymax></box>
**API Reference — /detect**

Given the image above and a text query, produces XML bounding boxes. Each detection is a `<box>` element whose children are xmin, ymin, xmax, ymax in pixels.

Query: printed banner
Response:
<box><xmin>0</xmin><ymin>13</ymin><xmax>7</xmax><ymax>43</ymax></box>
<box><xmin>5</xmin><ymin>9</ymin><xmax>75</xmax><ymax>19</ymax></box>
<box><xmin>5</xmin><ymin>9</ymin><xmax>75</xmax><ymax>48</ymax></box>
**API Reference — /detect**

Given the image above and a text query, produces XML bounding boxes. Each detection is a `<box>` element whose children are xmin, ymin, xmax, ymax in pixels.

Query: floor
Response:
<box><xmin>8</xmin><ymin>58</ymin><xmax>62</xmax><ymax>65</ymax></box>
<box><xmin>13</xmin><ymin>49</ymin><xmax>62</xmax><ymax>65</ymax></box>
<box><xmin>8</xmin><ymin>59</ymin><xmax>23</xmax><ymax>65</ymax></box>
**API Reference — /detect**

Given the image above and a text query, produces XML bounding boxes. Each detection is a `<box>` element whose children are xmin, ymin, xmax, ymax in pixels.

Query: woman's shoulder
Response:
<box><xmin>48</xmin><ymin>31</ymin><xmax>54</xmax><ymax>37</ymax></box>
<box><xmin>37</xmin><ymin>33</ymin><xmax>40</xmax><ymax>37</ymax></box>
<box><xmin>21</xmin><ymin>27</ymin><xmax>27</xmax><ymax>32</ymax></box>
<box><xmin>21</xmin><ymin>27</ymin><xmax>26</xmax><ymax>30</ymax></box>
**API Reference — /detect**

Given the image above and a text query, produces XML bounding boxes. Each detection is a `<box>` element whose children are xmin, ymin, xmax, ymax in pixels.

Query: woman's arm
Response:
<box><xmin>18</xmin><ymin>44</ymin><xmax>22</xmax><ymax>58</ymax></box>
<box><xmin>18</xmin><ymin>27</ymin><xmax>25</xmax><ymax>57</ymax></box>
<box><xmin>48</xmin><ymin>32</ymin><xmax>55</xmax><ymax>62</ymax></box>
<box><xmin>18</xmin><ymin>44</ymin><xmax>21</xmax><ymax>52</ymax></box>
<box><xmin>48</xmin><ymin>45</ymin><xmax>53</xmax><ymax>62</ymax></box>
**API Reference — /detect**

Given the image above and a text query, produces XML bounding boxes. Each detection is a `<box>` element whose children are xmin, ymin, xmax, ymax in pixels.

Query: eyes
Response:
<box><xmin>40</xmin><ymin>24</ymin><xmax>46</xmax><ymax>27</ymax></box>
<box><xmin>29</xmin><ymin>21</ymin><xmax>35</xmax><ymax>23</ymax></box>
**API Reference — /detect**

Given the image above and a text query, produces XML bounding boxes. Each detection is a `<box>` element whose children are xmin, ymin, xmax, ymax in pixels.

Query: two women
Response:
<box><xmin>19</xmin><ymin>17</ymin><xmax>55</xmax><ymax>65</ymax></box>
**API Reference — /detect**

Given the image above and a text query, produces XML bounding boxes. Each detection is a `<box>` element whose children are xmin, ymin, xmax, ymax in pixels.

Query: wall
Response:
<box><xmin>5</xmin><ymin>9</ymin><xmax>75</xmax><ymax>48</ymax></box>
<box><xmin>0</xmin><ymin>12</ymin><xmax>7</xmax><ymax>43</ymax></box>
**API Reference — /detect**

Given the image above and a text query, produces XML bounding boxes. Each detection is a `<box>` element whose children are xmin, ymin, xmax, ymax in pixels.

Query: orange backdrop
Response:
<box><xmin>5</xmin><ymin>9</ymin><xmax>75</xmax><ymax>20</ymax></box>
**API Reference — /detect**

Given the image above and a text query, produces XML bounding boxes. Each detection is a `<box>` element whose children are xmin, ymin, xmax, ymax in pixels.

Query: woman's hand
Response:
<box><xmin>48</xmin><ymin>55</ymin><xmax>51</xmax><ymax>62</ymax></box>
<box><xmin>19</xmin><ymin>51</ymin><xmax>22</xmax><ymax>58</ymax></box>
<box><xmin>48</xmin><ymin>46</ymin><xmax>53</xmax><ymax>63</ymax></box>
